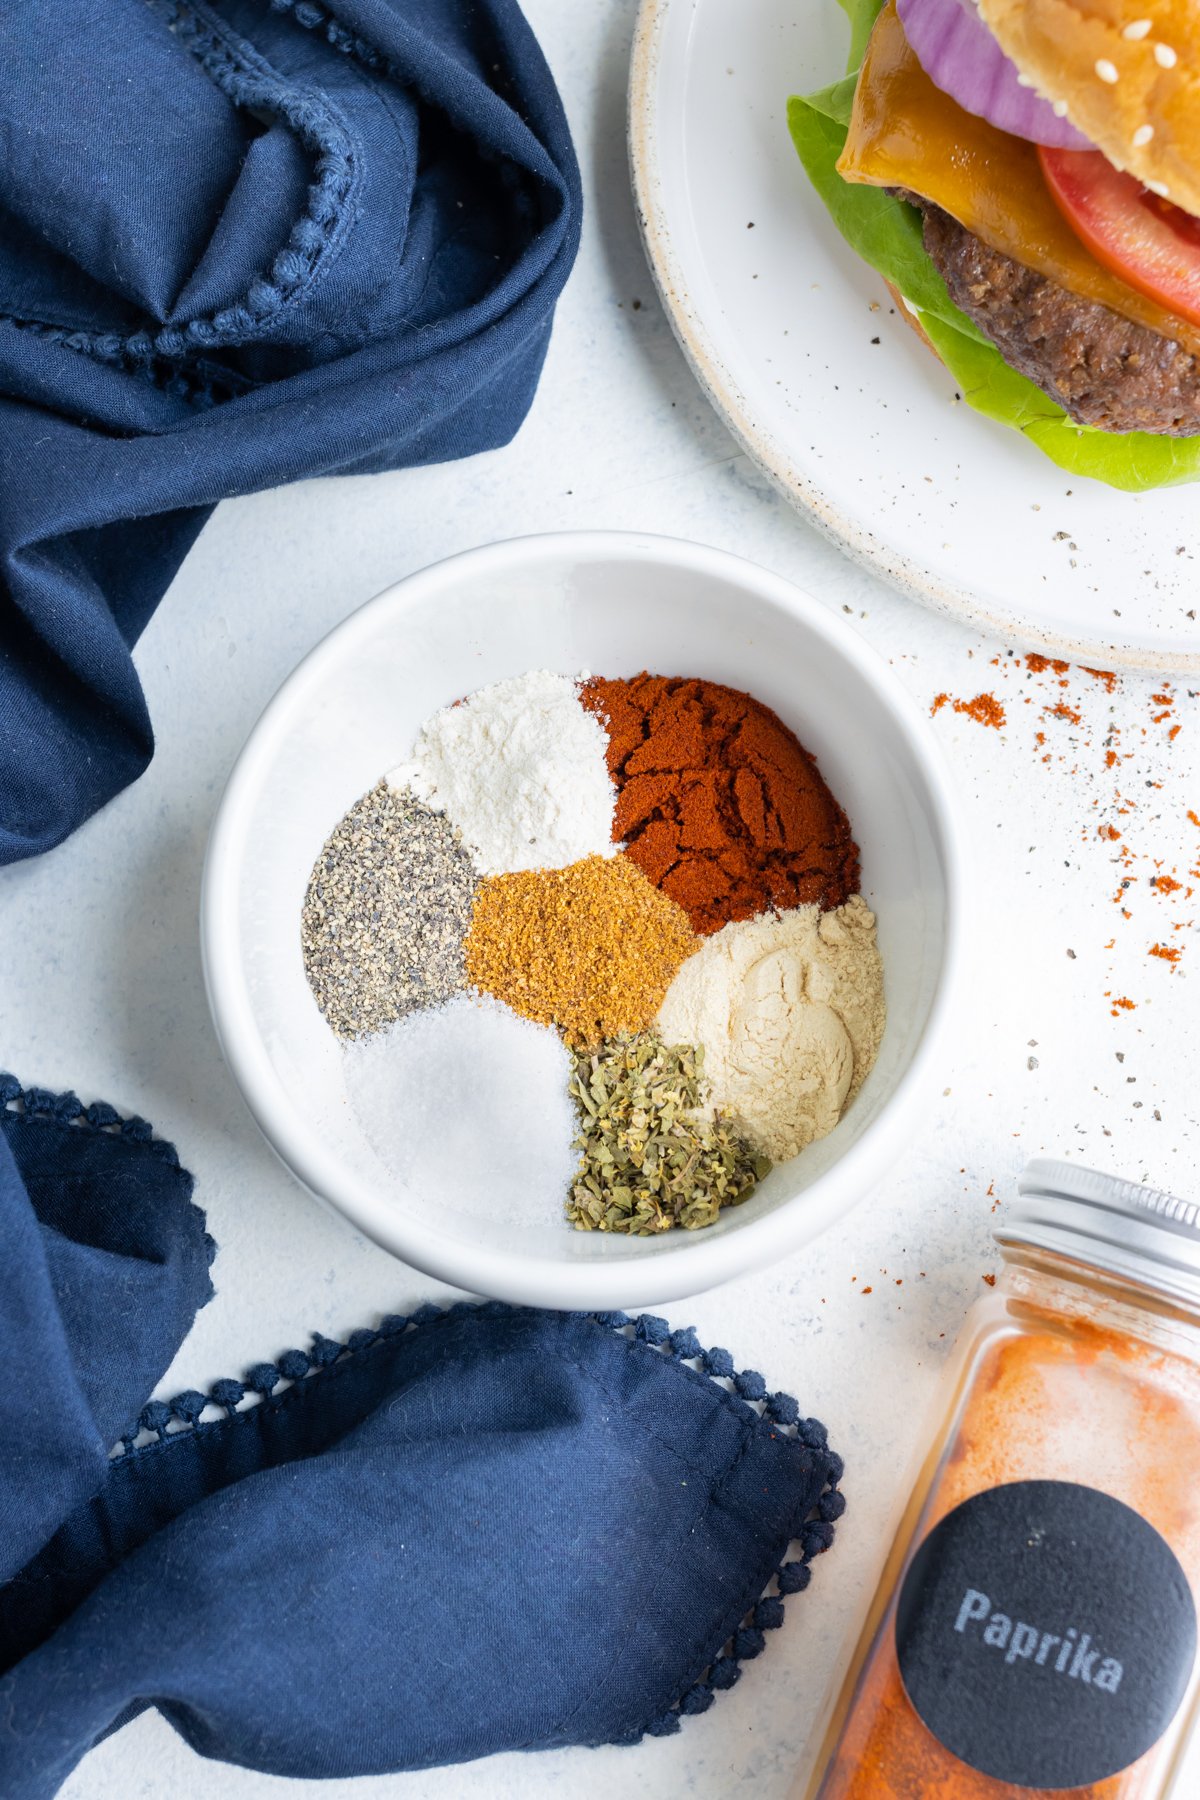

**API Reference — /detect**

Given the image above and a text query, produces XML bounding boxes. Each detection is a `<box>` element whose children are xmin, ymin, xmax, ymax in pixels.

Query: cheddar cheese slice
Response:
<box><xmin>838</xmin><ymin>1</ymin><xmax>1200</xmax><ymax>356</ymax></box>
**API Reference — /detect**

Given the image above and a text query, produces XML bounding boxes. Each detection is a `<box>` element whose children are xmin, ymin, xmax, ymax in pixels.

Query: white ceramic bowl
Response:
<box><xmin>202</xmin><ymin>531</ymin><xmax>961</xmax><ymax>1308</ymax></box>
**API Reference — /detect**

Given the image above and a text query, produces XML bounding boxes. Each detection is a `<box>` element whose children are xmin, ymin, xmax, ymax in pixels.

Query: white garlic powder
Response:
<box><xmin>388</xmin><ymin>670</ymin><xmax>617</xmax><ymax>876</ymax></box>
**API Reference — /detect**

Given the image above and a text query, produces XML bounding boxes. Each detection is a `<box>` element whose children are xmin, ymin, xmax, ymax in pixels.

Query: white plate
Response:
<box><xmin>629</xmin><ymin>0</ymin><xmax>1200</xmax><ymax>671</ymax></box>
<box><xmin>202</xmin><ymin>532</ymin><xmax>960</xmax><ymax>1310</ymax></box>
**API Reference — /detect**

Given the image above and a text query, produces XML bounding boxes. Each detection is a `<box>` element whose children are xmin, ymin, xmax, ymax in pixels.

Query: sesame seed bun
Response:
<box><xmin>977</xmin><ymin>0</ymin><xmax>1200</xmax><ymax>217</ymax></box>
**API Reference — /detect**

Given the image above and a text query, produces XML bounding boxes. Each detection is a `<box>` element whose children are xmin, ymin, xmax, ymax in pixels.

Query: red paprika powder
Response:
<box><xmin>580</xmin><ymin>673</ymin><xmax>859</xmax><ymax>935</ymax></box>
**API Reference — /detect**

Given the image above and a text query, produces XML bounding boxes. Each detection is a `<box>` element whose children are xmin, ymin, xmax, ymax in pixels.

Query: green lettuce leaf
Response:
<box><xmin>837</xmin><ymin>0</ymin><xmax>886</xmax><ymax>72</ymax></box>
<box><xmin>786</xmin><ymin>93</ymin><xmax>987</xmax><ymax>343</ymax></box>
<box><xmin>920</xmin><ymin>311</ymin><xmax>1200</xmax><ymax>488</ymax></box>
<box><xmin>787</xmin><ymin>2</ymin><xmax>1200</xmax><ymax>490</ymax></box>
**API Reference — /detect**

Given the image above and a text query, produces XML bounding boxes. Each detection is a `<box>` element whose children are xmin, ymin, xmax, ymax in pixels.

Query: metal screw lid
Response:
<box><xmin>996</xmin><ymin>1160</ymin><xmax>1200</xmax><ymax>1312</ymax></box>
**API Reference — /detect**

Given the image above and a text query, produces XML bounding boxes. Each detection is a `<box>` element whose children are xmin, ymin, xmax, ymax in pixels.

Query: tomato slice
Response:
<box><xmin>1039</xmin><ymin>147</ymin><xmax>1200</xmax><ymax>329</ymax></box>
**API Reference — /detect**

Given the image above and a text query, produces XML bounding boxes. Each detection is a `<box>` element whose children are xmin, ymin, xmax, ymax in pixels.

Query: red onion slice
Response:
<box><xmin>895</xmin><ymin>0</ymin><xmax>1091</xmax><ymax>149</ymax></box>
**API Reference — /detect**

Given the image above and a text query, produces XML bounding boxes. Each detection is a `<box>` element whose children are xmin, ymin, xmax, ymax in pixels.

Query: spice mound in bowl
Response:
<box><xmin>300</xmin><ymin>668</ymin><xmax>885</xmax><ymax>1237</ymax></box>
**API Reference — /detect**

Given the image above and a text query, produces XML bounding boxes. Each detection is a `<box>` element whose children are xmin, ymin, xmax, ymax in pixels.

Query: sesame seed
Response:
<box><xmin>1155</xmin><ymin>41</ymin><xmax>1177</xmax><ymax>67</ymax></box>
<box><xmin>1123</xmin><ymin>18</ymin><xmax>1152</xmax><ymax>38</ymax></box>
<box><xmin>1147</xmin><ymin>178</ymin><xmax>1170</xmax><ymax>196</ymax></box>
<box><xmin>1052</xmin><ymin>99</ymin><xmax>1069</xmax><ymax>116</ymax></box>
<box><xmin>1095</xmin><ymin>58</ymin><xmax>1119</xmax><ymax>83</ymax></box>
<box><xmin>1133</xmin><ymin>124</ymin><xmax>1155</xmax><ymax>146</ymax></box>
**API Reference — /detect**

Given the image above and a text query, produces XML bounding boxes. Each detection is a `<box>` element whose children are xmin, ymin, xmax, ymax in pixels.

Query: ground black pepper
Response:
<box><xmin>301</xmin><ymin>782</ymin><xmax>477</xmax><ymax>1039</ymax></box>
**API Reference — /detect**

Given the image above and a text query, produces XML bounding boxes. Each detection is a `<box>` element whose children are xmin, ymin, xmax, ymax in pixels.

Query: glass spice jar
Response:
<box><xmin>801</xmin><ymin>1159</ymin><xmax>1200</xmax><ymax>1800</ymax></box>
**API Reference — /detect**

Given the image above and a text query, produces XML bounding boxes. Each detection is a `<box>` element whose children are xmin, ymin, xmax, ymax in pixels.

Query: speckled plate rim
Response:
<box><xmin>201</xmin><ymin>530</ymin><xmax>965</xmax><ymax>1311</ymax></box>
<box><xmin>627</xmin><ymin>0</ymin><xmax>1200</xmax><ymax>674</ymax></box>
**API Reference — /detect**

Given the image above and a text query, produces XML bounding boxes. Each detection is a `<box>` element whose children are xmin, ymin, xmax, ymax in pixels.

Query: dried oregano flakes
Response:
<box><xmin>567</xmin><ymin>1034</ymin><xmax>770</xmax><ymax>1235</ymax></box>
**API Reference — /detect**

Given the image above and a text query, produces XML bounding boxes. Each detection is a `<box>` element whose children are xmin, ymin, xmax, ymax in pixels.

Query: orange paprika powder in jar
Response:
<box><xmin>802</xmin><ymin>1161</ymin><xmax>1200</xmax><ymax>1800</ymax></box>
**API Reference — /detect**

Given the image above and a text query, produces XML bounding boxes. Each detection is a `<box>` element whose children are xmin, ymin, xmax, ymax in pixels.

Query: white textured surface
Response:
<box><xmin>2</xmin><ymin>1</ymin><xmax>1198</xmax><ymax>1795</ymax></box>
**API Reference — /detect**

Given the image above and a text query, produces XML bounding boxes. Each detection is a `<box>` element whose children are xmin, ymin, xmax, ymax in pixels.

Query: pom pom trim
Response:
<box><xmin>0</xmin><ymin>1071</ymin><xmax>182</xmax><ymax>1167</ymax></box>
<box><xmin>113</xmin><ymin>1300</ymin><xmax>843</xmax><ymax>1740</ymax></box>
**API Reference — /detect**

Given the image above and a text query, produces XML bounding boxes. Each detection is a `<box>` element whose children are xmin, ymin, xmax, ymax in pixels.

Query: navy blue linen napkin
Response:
<box><xmin>0</xmin><ymin>0</ymin><xmax>581</xmax><ymax>865</ymax></box>
<box><xmin>0</xmin><ymin>1078</ymin><xmax>214</xmax><ymax>1590</ymax></box>
<box><xmin>0</xmin><ymin>1078</ymin><xmax>844</xmax><ymax>1796</ymax></box>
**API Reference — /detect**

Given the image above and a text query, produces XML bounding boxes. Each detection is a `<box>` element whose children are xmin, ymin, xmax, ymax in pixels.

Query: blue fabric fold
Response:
<box><xmin>0</xmin><ymin>1078</ymin><xmax>844</xmax><ymax>1795</ymax></box>
<box><xmin>0</xmin><ymin>0</ymin><xmax>581</xmax><ymax>863</ymax></box>
<box><xmin>0</xmin><ymin>1078</ymin><xmax>214</xmax><ymax>1589</ymax></box>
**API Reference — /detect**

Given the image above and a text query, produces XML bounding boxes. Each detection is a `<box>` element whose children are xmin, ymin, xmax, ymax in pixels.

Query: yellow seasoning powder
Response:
<box><xmin>465</xmin><ymin>854</ymin><xmax>697</xmax><ymax>1046</ymax></box>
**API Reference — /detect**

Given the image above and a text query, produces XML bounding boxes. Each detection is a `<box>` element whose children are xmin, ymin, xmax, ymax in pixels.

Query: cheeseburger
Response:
<box><xmin>789</xmin><ymin>0</ymin><xmax>1200</xmax><ymax>479</ymax></box>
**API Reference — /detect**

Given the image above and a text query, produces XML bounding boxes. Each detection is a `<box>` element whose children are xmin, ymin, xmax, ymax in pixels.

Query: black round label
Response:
<box><xmin>895</xmin><ymin>1480</ymin><xmax>1197</xmax><ymax>1789</ymax></box>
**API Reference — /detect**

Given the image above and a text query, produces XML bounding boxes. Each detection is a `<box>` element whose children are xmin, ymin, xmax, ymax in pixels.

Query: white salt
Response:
<box><xmin>387</xmin><ymin>670</ymin><xmax>616</xmax><ymax>876</ymax></box>
<box><xmin>343</xmin><ymin>993</ymin><xmax>577</xmax><ymax>1226</ymax></box>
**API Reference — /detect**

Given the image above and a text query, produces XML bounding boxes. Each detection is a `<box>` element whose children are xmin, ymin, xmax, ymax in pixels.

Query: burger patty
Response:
<box><xmin>914</xmin><ymin>199</ymin><xmax>1200</xmax><ymax>437</ymax></box>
